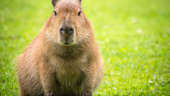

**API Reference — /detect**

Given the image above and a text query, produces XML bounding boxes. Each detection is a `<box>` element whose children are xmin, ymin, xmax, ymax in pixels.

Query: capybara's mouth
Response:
<box><xmin>61</xmin><ymin>40</ymin><xmax>74</xmax><ymax>46</ymax></box>
<box><xmin>64</xmin><ymin>42</ymin><xmax>71</xmax><ymax>45</ymax></box>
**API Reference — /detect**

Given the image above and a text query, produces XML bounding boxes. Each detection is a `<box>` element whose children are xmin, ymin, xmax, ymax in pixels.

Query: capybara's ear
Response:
<box><xmin>51</xmin><ymin>0</ymin><xmax>59</xmax><ymax>8</ymax></box>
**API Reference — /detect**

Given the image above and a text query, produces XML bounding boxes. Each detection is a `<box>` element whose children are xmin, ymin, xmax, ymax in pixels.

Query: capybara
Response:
<box><xmin>17</xmin><ymin>0</ymin><xmax>103</xmax><ymax>96</ymax></box>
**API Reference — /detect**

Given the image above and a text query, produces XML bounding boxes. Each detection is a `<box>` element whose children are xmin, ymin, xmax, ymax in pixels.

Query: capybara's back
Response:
<box><xmin>17</xmin><ymin>0</ymin><xmax>104</xmax><ymax>96</ymax></box>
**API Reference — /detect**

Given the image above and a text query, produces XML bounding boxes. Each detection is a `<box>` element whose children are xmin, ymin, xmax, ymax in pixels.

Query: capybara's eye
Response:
<box><xmin>53</xmin><ymin>10</ymin><xmax>57</xmax><ymax>16</ymax></box>
<box><xmin>78</xmin><ymin>11</ymin><xmax>81</xmax><ymax>16</ymax></box>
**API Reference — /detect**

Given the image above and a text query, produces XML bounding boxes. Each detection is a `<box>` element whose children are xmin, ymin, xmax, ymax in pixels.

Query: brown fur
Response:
<box><xmin>17</xmin><ymin>0</ymin><xmax>103</xmax><ymax>96</ymax></box>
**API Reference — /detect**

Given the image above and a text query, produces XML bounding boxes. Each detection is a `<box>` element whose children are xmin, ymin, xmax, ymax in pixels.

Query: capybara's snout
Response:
<box><xmin>59</xmin><ymin>20</ymin><xmax>75</xmax><ymax>46</ymax></box>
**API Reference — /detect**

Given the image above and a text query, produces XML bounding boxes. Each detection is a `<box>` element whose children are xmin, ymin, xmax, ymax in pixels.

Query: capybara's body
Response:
<box><xmin>17</xmin><ymin>0</ymin><xmax>103</xmax><ymax>96</ymax></box>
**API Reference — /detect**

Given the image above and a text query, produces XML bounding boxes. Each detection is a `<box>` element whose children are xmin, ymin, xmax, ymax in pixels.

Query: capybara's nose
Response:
<box><xmin>60</xmin><ymin>26</ymin><xmax>74</xmax><ymax>35</ymax></box>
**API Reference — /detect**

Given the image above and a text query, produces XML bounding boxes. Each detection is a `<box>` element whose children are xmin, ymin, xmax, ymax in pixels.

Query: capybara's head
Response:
<box><xmin>46</xmin><ymin>0</ymin><xmax>93</xmax><ymax>46</ymax></box>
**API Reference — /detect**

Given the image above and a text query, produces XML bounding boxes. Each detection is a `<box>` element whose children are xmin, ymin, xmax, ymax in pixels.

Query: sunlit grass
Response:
<box><xmin>0</xmin><ymin>0</ymin><xmax>170</xmax><ymax>96</ymax></box>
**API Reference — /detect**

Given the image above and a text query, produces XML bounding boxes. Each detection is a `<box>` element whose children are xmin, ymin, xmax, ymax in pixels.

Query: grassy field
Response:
<box><xmin>0</xmin><ymin>0</ymin><xmax>170</xmax><ymax>96</ymax></box>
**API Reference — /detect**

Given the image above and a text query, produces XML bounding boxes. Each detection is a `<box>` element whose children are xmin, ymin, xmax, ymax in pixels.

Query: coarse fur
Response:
<box><xmin>17</xmin><ymin>0</ymin><xmax>104</xmax><ymax>96</ymax></box>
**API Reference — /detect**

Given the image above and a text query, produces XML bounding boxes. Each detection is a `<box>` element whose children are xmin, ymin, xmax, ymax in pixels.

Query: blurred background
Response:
<box><xmin>0</xmin><ymin>0</ymin><xmax>170</xmax><ymax>95</ymax></box>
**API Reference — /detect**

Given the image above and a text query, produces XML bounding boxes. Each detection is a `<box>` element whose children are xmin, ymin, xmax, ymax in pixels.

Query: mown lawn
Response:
<box><xmin>0</xmin><ymin>0</ymin><xmax>170</xmax><ymax>96</ymax></box>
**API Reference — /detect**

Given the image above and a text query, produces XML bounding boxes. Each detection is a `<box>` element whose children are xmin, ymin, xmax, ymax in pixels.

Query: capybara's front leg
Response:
<box><xmin>81</xmin><ymin>63</ymin><xmax>97</xmax><ymax>96</ymax></box>
<box><xmin>39</xmin><ymin>62</ymin><xmax>58</xmax><ymax>96</ymax></box>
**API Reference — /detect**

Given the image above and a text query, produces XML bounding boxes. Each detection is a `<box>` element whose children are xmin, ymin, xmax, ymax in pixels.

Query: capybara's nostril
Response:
<box><xmin>60</xmin><ymin>28</ymin><xmax>65</xmax><ymax>33</ymax></box>
<box><xmin>67</xmin><ymin>28</ymin><xmax>74</xmax><ymax>35</ymax></box>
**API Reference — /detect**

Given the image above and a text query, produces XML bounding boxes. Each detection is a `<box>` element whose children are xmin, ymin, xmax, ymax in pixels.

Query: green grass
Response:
<box><xmin>0</xmin><ymin>0</ymin><xmax>170</xmax><ymax>96</ymax></box>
